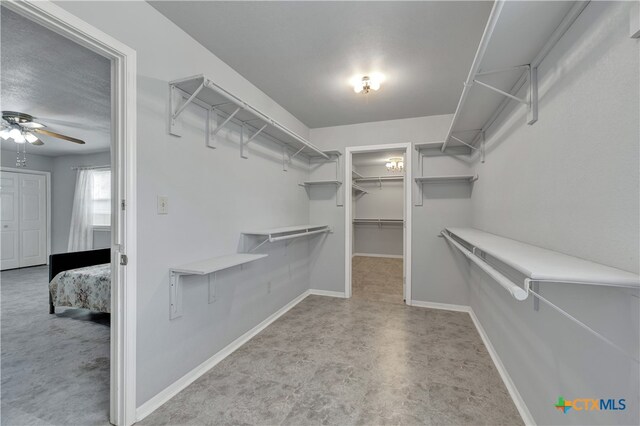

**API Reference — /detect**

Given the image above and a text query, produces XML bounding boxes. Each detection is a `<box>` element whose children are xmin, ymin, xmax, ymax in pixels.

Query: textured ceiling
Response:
<box><xmin>150</xmin><ymin>1</ymin><xmax>492</xmax><ymax>128</ymax></box>
<box><xmin>1</xmin><ymin>7</ymin><xmax>111</xmax><ymax>157</ymax></box>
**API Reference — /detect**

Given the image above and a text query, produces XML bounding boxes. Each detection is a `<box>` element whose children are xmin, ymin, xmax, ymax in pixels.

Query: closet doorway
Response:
<box><xmin>345</xmin><ymin>143</ymin><xmax>412</xmax><ymax>304</ymax></box>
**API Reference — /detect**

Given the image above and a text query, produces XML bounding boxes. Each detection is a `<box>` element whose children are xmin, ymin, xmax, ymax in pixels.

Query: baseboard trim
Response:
<box><xmin>353</xmin><ymin>253</ymin><xmax>403</xmax><ymax>259</ymax></box>
<box><xmin>411</xmin><ymin>299</ymin><xmax>533</xmax><ymax>424</ymax></box>
<box><xmin>468</xmin><ymin>310</ymin><xmax>536</xmax><ymax>426</ymax></box>
<box><xmin>410</xmin><ymin>299</ymin><xmax>471</xmax><ymax>312</ymax></box>
<box><xmin>309</xmin><ymin>289</ymin><xmax>346</xmax><ymax>298</ymax></box>
<box><xmin>135</xmin><ymin>289</ymin><xmax>311</xmax><ymax>422</ymax></box>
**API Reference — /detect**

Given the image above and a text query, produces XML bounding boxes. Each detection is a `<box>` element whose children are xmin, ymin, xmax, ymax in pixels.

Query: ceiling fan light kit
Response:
<box><xmin>1</xmin><ymin>111</ymin><xmax>85</xmax><ymax>167</ymax></box>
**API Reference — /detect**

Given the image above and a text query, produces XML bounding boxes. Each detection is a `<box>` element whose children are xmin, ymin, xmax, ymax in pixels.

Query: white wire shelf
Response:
<box><xmin>442</xmin><ymin>227</ymin><xmax>640</xmax><ymax>362</ymax></box>
<box><xmin>169</xmin><ymin>253</ymin><xmax>268</xmax><ymax>319</ymax></box>
<box><xmin>354</xmin><ymin>176</ymin><xmax>404</xmax><ymax>183</ymax></box>
<box><xmin>442</xmin><ymin>1</ymin><xmax>588</xmax><ymax>152</ymax></box>
<box><xmin>169</xmin><ymin>74</ymin><xmax>330</xmax><ymax>160</ymax></box>
<box><xmin>353</xmin><ymin>218</ymin><xmax>404</xmax><ymax>225</ymax></box>
<box><xmin>415</xmin><ymin>175</ymin><xmax>478</xmax><ymax>183</ymax></box>
<box><xmin>298</xmin><ymin>180</ymin><xmax>342</xmax><ymax>187</ymax></box>
<box><xmin>352</xmin><ymin>170</ymin><xmax>364</xmax><ymax>179</ymax></box>
<box><xmin>444</xmin><ymin>227</ymin><xmax>640</xmax><ymax>289</ymax></box>
<box><xmin>243</xmin><ymin>225</ymin><xmax>331</xmax><ymax>251</ymax></box>
<box><xmin>415</xmin><ymin>142</ymin><xmax>472</xmax><ymax>156</ymax></box>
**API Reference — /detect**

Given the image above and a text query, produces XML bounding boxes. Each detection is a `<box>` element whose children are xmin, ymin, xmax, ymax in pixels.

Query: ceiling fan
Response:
<box><xmin>1</xmin><ymin>111</ymin><xmax>85</xmax><ymax>168</ymax></box>
<box><xmin>1</xmin><ymin>111</ymin><xmax>86</xmax><ymax>146</ymax></box>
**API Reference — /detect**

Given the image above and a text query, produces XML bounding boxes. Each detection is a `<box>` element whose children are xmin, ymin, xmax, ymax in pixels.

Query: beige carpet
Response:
<box><xmin>352</xmin><ymin>255</ymin><xmax>404</xmax><ymax>304</ymax></box>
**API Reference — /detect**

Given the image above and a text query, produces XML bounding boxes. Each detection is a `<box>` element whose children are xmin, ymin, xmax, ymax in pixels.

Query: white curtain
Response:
<box><xmin>68</xmin><ymin>169</ymin><xmax>94</xmax><ymax>251</ymax></box>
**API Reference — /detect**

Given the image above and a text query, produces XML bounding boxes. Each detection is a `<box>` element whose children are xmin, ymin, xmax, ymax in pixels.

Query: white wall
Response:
<box><xmin>352</xmin><ymin>163</ymin><xmax>404</xmax><ymax>256</ymax></box>
<box><xmin>1</xmin><ymin>149</ymin><xmax>111</xmax><ymax>254</ymax></box>
<box><xmin>309</xmin><ymin>114</ymin><xmax>473</xmax><ymax>306</ymax></box>
<box><xmin>1</xmin><ymin>149</ymin><xmax>53</xmax><ymax>172</ymax></box>
<box><xmin>56</xmin><ymin>0</ymin><xmax>316</xmax><ymax>408</ymax></box>
<box><xmin>50</xmin><ymin>151</ymin><xmax>111</xmax><ymax>253</ymax></box>
<box><xmin>468</xmin><ymin>2</ymin><xmax>639</xmax><ymax>425</ymax></box>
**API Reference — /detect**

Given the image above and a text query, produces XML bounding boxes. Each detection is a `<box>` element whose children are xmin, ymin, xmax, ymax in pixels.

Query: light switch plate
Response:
<box><xmin>157</xmin><ymin>196</ymin><xmax>169</xmax><ymax>214</ymax></box>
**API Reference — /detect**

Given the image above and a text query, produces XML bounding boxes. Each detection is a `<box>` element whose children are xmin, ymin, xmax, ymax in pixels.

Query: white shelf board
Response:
<box><xmin>415</xmin><ymin>175</ymin><xmax>478</xmax><ymax>183</ymax></box>
<box><xmin>415</xmin><ymin>142</ymin><xmax>472</xmax><ymax>156</ymax></box>
<box><xmin>243</xmin><ymin>224</ymin><xmax>329</xmax><ymax>237</ymax></box>
<box><xmin>170</xmin><ymin>74</ymin><xmax>329</xmax><ymax>159</ymax></box>
<box><xmin>299</xmin><ymin>180</ymin><xmax>342</xmax><ymax>187</ymax></box>
<box><xmin>446</xmin><ymin>227</ymin><xmax>640</xmax><ymax>288</ymax></box>
<box><xmin>170</xmin><ymin>253</ymin><xmax>267</xmax><ymax>275</ymax></box>
<box><xmin>445</xmin><ymin>1</ymin><xmax>586</xmax><ymax>148</ymax></box>
<box><xmin>354</xmin><ymin>176</ymin><xmax>404</xmax><ymax>183</ymax></box>
<box><xmin>353</xmin><ymin>218</ymin><xmax>403</xmax><ymax>223</ymax></box>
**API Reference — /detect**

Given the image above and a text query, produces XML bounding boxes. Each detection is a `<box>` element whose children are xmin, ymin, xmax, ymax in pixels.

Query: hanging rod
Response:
<box><xmin>71</xmin><ymin>165</ymin><xmax>110</xmax><ymax>170</ymax></box>
<box><xmin>441</xmin><ymin>227</ymin><xmax>640</xmax><ymax>363</ymax></box>
<box><xmin>441</xmin><ymin>230</ymin><xmax>528</xmax><ymax>301</ymax></box>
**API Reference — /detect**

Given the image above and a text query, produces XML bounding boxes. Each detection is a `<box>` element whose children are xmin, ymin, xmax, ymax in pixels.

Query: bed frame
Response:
<box><xmin>49</xmin><ymin>248</ymin><xmax>111</xmax><ymax>314</ymax></box>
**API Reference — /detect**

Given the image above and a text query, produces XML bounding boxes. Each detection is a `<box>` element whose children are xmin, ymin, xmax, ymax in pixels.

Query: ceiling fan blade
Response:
<box><xmin>33</xmin><ymin>128</ymin><xmax>85</xmax><ymax>144</ymax></box>
<box><xmin>29</xmin><ymin>138</ymin><xmax>44</xmax><ymax>146</ymax></box>
<box><xmin>21</xmin><ymin>121</ymin><xmax>46</xmax><ymax>129</ymax></box>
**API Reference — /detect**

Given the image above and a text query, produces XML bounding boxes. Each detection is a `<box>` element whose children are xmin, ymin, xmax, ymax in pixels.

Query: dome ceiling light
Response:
<box><xmin>352</xmin><ymin>73</ymin><xmax>384</xmax><ymax>95</ymax></box>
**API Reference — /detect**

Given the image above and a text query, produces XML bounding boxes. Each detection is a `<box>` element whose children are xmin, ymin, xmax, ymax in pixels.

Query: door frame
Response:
<box><xmin>344</xmin><ymin>142</ymin><xmax>412</xmax><ymax>303</ymax></box>
<box><xmin>3</xmin><ymin>1</ymin><xmax>138</xmax><ymax>425</ymax></box>
<box><xmin>0</xmin><ymin>167</ymin><xmax>51</xmax><ymax>267</ymax></box>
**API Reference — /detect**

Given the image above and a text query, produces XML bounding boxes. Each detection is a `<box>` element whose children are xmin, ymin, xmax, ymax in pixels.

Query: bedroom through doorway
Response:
<box><xmin>0</xmin><ymin>6</ymin><xmax>114</xmax><ymax>424</ymax></box>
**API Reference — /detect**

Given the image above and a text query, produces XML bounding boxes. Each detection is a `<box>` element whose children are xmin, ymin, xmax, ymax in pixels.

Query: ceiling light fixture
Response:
<box><xmin>352</xmin><ymin>73</ymin><xmax>384</xmax><ymax>94</ymax></box>
<box><xmin>386</xmin><ymin>157</ymin><xmax>404</xmax><ymax>173</ymax></box>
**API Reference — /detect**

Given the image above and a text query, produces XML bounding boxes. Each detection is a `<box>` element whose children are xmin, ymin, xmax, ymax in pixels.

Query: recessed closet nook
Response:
<box><xmin>27</xmin><ymin>1</ymin><xmax>640</xmax><ymax>425</ymax></box>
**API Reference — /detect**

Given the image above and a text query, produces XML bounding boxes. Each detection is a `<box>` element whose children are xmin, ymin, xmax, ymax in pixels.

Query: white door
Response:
<box><xmin>18</xmin><ymin>173</ymin><xmax>47</xmax><ymax>267</ymax></box>
<box><xmin>1</xmin><ymin>172</ymin><xmax>20</xmax><ymax>270</ymax></box>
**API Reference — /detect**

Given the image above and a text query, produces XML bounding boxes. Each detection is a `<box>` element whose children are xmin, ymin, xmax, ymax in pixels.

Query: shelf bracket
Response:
<box><xmin>208</xmin><ymin>273</ymin><xmax>216</xmax><ymax>304</ymax></box>
<box><xmin>169</xmin><ymin>271</ymin><xmax>184</xmax><ymax>319</ymax></box>
<box><xmin>472</xmin><ymin>64</ymin><xmax>538</xmax><ymax>126</ymax></box>
<box><xmin>283</xmin><ymin>146</ymin><xmax>289</xmax><ymax>172</ymax></box>
<box><xmin>527</xmin><ymin>66</ymin><xmax>538</xmax><ymax>124</ymax></box>
<box><xmin>240</xmin><ymin>123</ymin><xmax>268</xmax><ymax>159</ymax></box>
<box><xmin>210</xmin><ymin>106</ymin><xmax>241</xmax><ymax>145</ymax></box>
<box><xmin>450</xmin><ymin>135</ymin><xmax>479</xmax><ymax>151</ymax></box>
<box><xmin>206</xmin><ymin>108</ymin><xmax>217</xmax><ymax>149</ymax></box>
<box><xmin>170</xmin><ymin>83</ymin><xmax>205</xmax><ymax>138</ymax></box>
<box><xmin>473</xmin><ymin>79</ymin><xmax>528</xmax><ymax>105</ymax></box>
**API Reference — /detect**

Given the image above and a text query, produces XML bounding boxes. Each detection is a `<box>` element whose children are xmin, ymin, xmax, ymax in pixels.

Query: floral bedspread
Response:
<box><xmin>49</xmin><ymin>263</ymin><xmax>111</xmax><ymax>313</ymax></box>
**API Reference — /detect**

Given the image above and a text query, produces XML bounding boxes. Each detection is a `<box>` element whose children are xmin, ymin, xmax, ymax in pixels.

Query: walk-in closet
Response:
<box><xmin>351</xmin><ymin>150</ymin><xmax>405</xmax><ymax>304</ymax></box>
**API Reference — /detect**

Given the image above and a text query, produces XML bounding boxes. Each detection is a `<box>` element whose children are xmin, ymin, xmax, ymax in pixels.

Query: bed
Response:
<box><xmin>48</xmin><ymin>249</ymin><xmax>111</xmax><ymax>314</ymax></box>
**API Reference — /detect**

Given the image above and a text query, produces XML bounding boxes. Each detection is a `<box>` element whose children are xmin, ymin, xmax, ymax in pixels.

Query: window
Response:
<box><xmin>91</xmin><ymin>169</ymin><xmax>111</xmax><ymax>227</ymax></box>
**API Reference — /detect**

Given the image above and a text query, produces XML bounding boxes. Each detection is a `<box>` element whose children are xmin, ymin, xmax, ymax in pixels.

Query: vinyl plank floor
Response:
<box><xmin>140</xmin><ymin>295</ymin><xmax>523</xmax><ymax>425</ymax></box>
<box><xmin>352</xmin><ymin>256</ymin><xmax>404</xmax><ymax>305</ymax></box>
<box><xmin>1</xmin><ymin>265</ymin><xmax>110</xmax><ymax>426</ymax></box>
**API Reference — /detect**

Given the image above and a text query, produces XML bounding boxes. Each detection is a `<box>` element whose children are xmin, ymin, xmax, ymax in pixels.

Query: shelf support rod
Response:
<box><xmin>172</xmin><ymin>82</ymin><xmax>204</xmax><ymax>120</ymax></box>
<box><xmin>212</xmin><ymin>107</ymin><xmax>241</xmax><ymax>137</ymax></box>
<box><xmin>475</xmin><ymin>64</ymin><xmax>529</xmax><ymax>77</ymax></box>
<box><xmin>450</xmin><ymin>135</ymin><xmax>479</xmax><ymax>150</ymax></box>
<box><xmin>472</xmin><ymin>79</ymin><xmax>528</xmax><ymax>104</ymax></box>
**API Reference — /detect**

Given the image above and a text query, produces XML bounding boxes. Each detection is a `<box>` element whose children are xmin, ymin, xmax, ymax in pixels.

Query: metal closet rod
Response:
<box><xmin>202</xmin><ymin>79</ymin><xmax>329</xmax><ymax>160</ymax></box>
<box><xmin>441</xmin><ymin>230</ymin><xmax>528</xmax><ymax>301</ymax></box>
<box><xmin>441</xmin><ymin>229</ymin><xmax>639</xmax><ymax>363</ymax></box>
